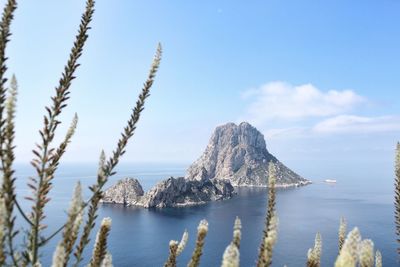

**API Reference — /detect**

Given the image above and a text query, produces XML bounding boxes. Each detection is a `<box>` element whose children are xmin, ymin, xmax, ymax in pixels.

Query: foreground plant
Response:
<box><xmin>334</xmin><ymin>227</ymin><xmax>382</xmax><ymax>267</ymax></box>
<box><xmin>307</xmin><ymin>232</ymin><xmax>322</xmax><ymax>267</ymax></box>
<box><xmin>395</xmin><ymin>142</ymin><xmax>400</xmax><ymax>255</ymax></box>
<box><xmin>88</xmin><ymin>217</ymin><xmax>112</xmax><ymax>267</ymax></box>
<box><xmin>52</xmin><ymin>182</ymin><xmax>83</xmax><ymax>266</ymax></box>
<box><xmin>338</xmin><ymin>217</ymin><xmax>347</xmax><ymax>253</ymax></box>
<box><xmin>256</xmin><ymin>162</ymin><xmax>277</xmax><ymax>267</ymax></box>
<box><xmin>0</xmin><ymin>0</ymin><xmax>162</xmax><ymax>265</ymax></box>
<box><xmin>221</xmin><ymin>243</ymin><xmax>240</xmax><ymax>267</ymax></box>
<box><xmin>187</xmin><ymin>220</ymin><xmax>209</xmax><ymax>267</ymax></box>
<box><xmin>260</xmin><ymin>215</ymin><xmax>278</xmax><ymax>267</ymax></box>
<box><xmin>0</xmin><ymin>0</ymin><xmax>19</xmax><ymax>265</ymax></box>
<box><xmin>375</xmin><ymin>250</ymin><xmax>382</xmax><ymax>267</ymax></box>
<box><xmin>164</xmin><ymin>230</ymin><xmax>188</xmax><ymax>267</ymax></box>
<box><xmin>219</xmin><ymin>217</ymin><xmax>242</xmax><ymax>267</ymax></box>
<box><xmin>232</xmin><ymin>217</ymin><xmax>241</xmax><ymax>249</ymax></box>
<box><xmin>24</xmin><ymin>0</ymin><xmax>95</xmax><ymax>263</ymax></box>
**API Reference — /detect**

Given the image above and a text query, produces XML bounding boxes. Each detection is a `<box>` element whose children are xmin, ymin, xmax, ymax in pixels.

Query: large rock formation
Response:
<box><xmin>102</xmin><ymin>121</ymin><xmax>309</xmax><ymax>208</ymax></box>
<box><xmin>185</xmin><ymin>122</ymin><xmax>309</xmax><ymax>187</ymax></box>
<box><xmin>102</xmin><ymin>177</ymin><xmax>234</xmax><ymax>208</ymax></box>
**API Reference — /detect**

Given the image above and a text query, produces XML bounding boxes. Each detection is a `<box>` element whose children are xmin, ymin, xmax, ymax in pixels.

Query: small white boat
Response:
<box><xmin>324</xmin><ymin>179</ymin><xmax>337</xmax><ymax>183</ymax></box>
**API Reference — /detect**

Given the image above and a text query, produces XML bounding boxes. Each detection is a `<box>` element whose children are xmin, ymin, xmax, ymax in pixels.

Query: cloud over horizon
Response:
<box><xmin>313</xmin><ymin>115</ymin><xmax>400</xmax><ymax>134</ymax></box>
<box><xmin>241</xmin><ymin>81</ymin><xmax>400</xmax><ymax>138</ymax></box>
<box><xmin>242</xmin><ymin>81</ymin><xmax>365</xmax><ymax>123</ymax></box>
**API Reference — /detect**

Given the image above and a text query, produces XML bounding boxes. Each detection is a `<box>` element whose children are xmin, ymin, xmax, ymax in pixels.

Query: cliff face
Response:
<box><xmin>185</xmin><ymin>122</ymin><xmax>309</xmax><ymax>187</ymax></box>
<box><xmin>140</xmin><ymin>177</ymin><xmax>234</xmax><ymax>208</ymax></box>
<box><xmin>102</xmin><ymin>177</ymin><xmax>234</xmax><ymax>208</ymax></box>
<box><xmin>102</xmin><ymin>178</ymin><xmax>144</xmax><ymax>206</ymax></box>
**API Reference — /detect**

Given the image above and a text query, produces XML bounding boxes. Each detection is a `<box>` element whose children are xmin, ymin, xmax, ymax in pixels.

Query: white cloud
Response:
<box><xmin>262</xmin><ymin>115</ymin><xmax>400</xmax><ymax>138</ymax></box>
<box><xmin>313</xmin><ymin>115</ymin><xmax>400</xmax><ymax>134</ymax></box>
<box><xmin>241</xmin><ymin>81</ymin><xmax>400</xmax><ymax>138</ymax></box>
<box><xmin>243</xmin><ymin>81</ymin><xmax>365</xmax><ymax>123</ymax></box>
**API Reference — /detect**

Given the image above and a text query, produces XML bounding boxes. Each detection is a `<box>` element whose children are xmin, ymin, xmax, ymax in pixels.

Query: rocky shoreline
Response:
<box><xmin>242</xmin><ymin>179</ymin><xmax>312</xmax><ymax>188</ymax></box>
<box><xmin>102</xmin><ymin>177</ymin><xmax>235</xmax><ymax>208</ymax></box>
<box><xmin>101</xmin><ymin>178</ymin><xmax>312</xmax><ymax>208</ymax></box>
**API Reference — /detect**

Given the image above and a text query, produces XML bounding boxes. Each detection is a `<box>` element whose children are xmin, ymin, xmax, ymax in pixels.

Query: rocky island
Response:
<box><xmin>103</xmin><ymin>177</ymin><xmax>234</xmax><ymax>208</ymax></box>
<box><xmin>102</xmin><ymin>122</ymin><xmax>310</xmax><ymax>208</ymax></box>
<box><xmin>186</xmin><ymin>122</ymin><xmax>309</xmax><ymax>187</ymax></box>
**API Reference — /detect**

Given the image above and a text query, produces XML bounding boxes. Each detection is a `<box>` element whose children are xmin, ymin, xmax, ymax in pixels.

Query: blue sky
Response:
<box><xmin>4</xmin><ymin>0</ymin><xmax>400</xmax><ymax>165</ymax></box>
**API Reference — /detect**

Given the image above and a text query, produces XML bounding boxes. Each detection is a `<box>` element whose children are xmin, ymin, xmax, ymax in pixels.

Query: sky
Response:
<box><xmin>3</xmin><ymin>0</ymin><xmax>400</xmax><ymax>166</ymax></box>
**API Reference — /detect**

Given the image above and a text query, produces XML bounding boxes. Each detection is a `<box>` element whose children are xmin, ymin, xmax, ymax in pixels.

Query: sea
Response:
<box><xmin>11</xmin><ymin>158</ymin><xmax>398</xmax><ymax>266</ymax></box>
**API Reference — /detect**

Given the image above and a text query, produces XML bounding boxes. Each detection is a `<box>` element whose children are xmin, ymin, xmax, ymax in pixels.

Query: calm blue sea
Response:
<box><xmin>12</xmin><ymin>159</ymin><xmax>397</xmax><ymax>266</ymax></box>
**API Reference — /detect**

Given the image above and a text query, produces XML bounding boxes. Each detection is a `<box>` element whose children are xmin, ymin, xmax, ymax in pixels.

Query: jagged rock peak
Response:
<box><xmin>211</xmin><ymin>122</ymin><xmax>268</xmax><ymax>152</ymax></box>
<box><xmin>185</xmin><ymin>122</ymin><xmax>309</xmax><ymax>187</ymax></box>
<box><xmin>102</xmin><ymin>178</ymin><xmax>144</xmax><ymax>206</ymax></box>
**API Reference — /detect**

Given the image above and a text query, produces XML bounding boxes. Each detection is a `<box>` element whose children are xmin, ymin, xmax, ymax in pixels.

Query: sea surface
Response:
<box><xmin>12</xmin><ymin>159</ymin><xmax>397</xmax><ymax>266</ymax></box>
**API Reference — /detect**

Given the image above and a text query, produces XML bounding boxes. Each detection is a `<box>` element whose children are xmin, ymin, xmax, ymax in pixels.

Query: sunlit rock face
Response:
<box><xmin>102</xmin><ymin>178</ymin><xmax>144</xmax><ymax>206</ymax></box>
<box><xmin>185</xmin><ymin>122</ymin><xmax>309</xmax><ymax>187</ymax></box>
<box><xmin>139</xmin><ymin>177</ymin><xmax>234</xmax><ymax>208</ymax></box>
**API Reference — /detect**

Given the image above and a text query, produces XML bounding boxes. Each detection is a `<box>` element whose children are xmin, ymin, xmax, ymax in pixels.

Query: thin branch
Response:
<box><xmin>164</xmin><ymin>240</ymin><xmax>178</xmax><ymax>267</ymax></box>
<box><xmin>261</xmin><ymin>215</ymin><xmax>278</xmax><ymax>267</ymax></box>
<box><xmin>0</xmin><ymin>0</ymin><xmax>17</xmax><ymax>153</ymax></box>
<box><xmin>25</xmin><ymin>0</ymin><xmax>95</xmax><ymax>264</ymax></box>
<box><xmin>72</xmin><ymin>43</ymin><xmax>162</xmax><ymax>266</ymax></box>
<box><xmin>232</xmin><ymin>217</ymin><xmax>241</xmax><ymax>249</ymax></box>
<box><xmin>256</xmin><ymin>162</ymin><xmax>276</xmax><ymax>267</ymax></box>
<box><xmin>164</xmin><ymin>230</ymin><xmax>188</xmax><ymax>267</ymax></box>
<box><xmin>188</xmin><ymin>220</ymin><xmax>208</xmax><ymax>267</ymax></box>
<box><xmin>0</xmin><ymin>0</ymin><xmax>17</xmax><ymax>265</ymax></box>
<box><xmin>1</xmin><ymin>74</ymin><xmax>19</xmax><ymax>266</ymax></box>
<box><xmin>57</xmin><ymin>182</ymin><xmax>84</xmax><ymax>267</ymax></box>
<box><xmin>88</xmin><ymin>217</ymin><xmax>111</xmax><ymax>267</ymax></box>
<box><xmin>14</xmin><ymin>198</ymin><xmax>33</xmax><ymax>226</ymax></box>
<box><xmin>395</xmin><ymin>142</ymin><xmax>400</xmax><ymax>256</ymax></box>
<box><xmin>338</xmin><ymin>217</ymin><xmax>346</xmax><ymax>253</ymax></box>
